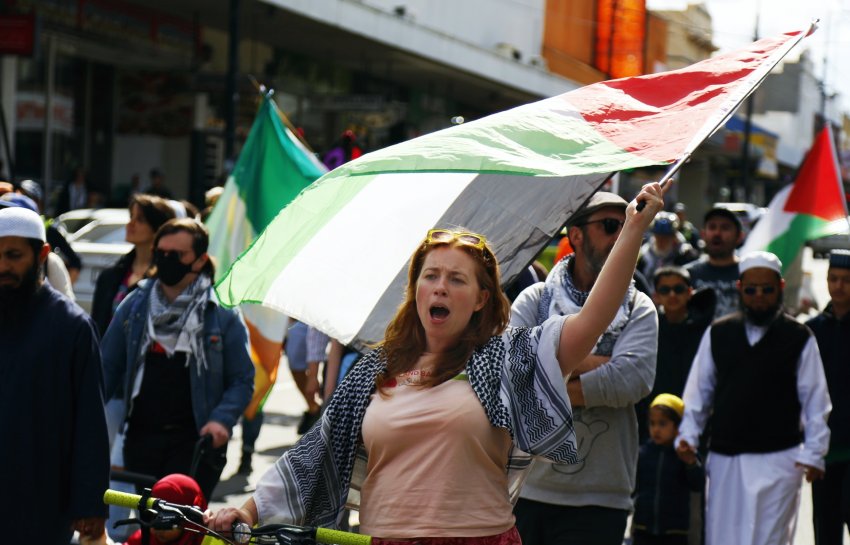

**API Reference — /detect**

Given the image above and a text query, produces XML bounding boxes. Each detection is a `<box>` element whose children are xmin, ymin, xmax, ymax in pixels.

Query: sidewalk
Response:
<box><xmin>209</xmin><ymin>361</ymin><xmax>308</xmax><ymax>511</ymax></box>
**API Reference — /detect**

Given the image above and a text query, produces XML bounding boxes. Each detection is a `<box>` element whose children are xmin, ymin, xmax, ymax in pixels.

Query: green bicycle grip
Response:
<box><xmin>103</xmin><ymin>489</ymin><xmax>156</xmax><ymax>510</ymax></box>
<box><xmin>315</xmin><ymin>527</ymin><xmax>372</xmax><ymax>545</ymax></box>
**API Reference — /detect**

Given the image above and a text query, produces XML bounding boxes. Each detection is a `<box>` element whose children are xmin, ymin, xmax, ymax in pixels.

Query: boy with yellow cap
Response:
<box><xmin>632</xmin><ymin>394</ymin><xmax>705</xmax><ymax>545</ymax></box>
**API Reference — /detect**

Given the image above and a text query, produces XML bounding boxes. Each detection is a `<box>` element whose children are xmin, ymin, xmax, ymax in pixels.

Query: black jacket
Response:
<box><xmin>633</xmin><ymin>441</ymin><xmax>705</xmax><ymax>536</ymax></box>
<box><xmin>90</xmin><ymin>250</ymin><xmax>136</xmax><ymax>336</ymax></box>
<box><xmin>637</xmin><ymin>289</ymin><xmax>715</xmax><ymax>442</ymax></box>
<box><xmin>0</xmin><ymin>284</ymin><xmax>110</xmax><ymax>542</ymax></box>
<box><xmin>807</xmin><ymin>304</ymin><xmax>850</xmax><ymax>457</ymax></box>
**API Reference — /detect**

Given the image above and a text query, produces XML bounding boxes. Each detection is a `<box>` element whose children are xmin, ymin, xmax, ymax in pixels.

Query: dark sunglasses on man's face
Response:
<box><xmin>656</xmin><ymin>284</ymin><xmax>688</xmax><ymax>295</ymax></box>
<box><xmin>576</xmin><ymin>217</ymin><xmax>625</xmax><ymax>235</ymax></box>
<box><xmin>742</xmin><ymin>285</ymin><xmax>777</xmax><ymax>296</ymax></box>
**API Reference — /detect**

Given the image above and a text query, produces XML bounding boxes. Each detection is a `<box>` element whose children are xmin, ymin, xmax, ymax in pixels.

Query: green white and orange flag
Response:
<box><xmin>206</xmin><ymin>94</ymin><xmax>327</xmax><ymax>418</ymax></box>
<box><xmin>742</xmin><ymin>125</ymin><xmax>849</xmax><ymax>272</ymax></box>
<box><xmin>216</xmin><ymin>28</ymin><xmax>812</xmax><ymax>351</ymax></box>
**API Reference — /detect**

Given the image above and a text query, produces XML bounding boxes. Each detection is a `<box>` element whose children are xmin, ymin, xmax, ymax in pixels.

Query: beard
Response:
<box><xmin>0</xmin><ymin>260</ymin><xmax>41</xmax><ymax>325</ymax></box>
<box><xmin>581</xmin><ymin>236</ymin><xmax>614</xmax><ymax>279</ymax></box>
<box><xmin>742</xmin><ymin>292</ymin><xmax>784</xmax><ymax>326</ymax></box>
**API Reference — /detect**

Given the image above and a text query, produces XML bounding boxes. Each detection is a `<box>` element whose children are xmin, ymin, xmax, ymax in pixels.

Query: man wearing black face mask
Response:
<box><xmin>101</xmin><ymin>218</ymin><xmax>254</xmax><ymax>500</ymax></box>
<box><xmin>0</xmin><ymin>207</ymin><xmax>110</xmax><ymax>544</ymax></box>
<box><xmin>675</xmin><ymin>251</ymin><xmax>831</xmax><ymax>545</ymax></box>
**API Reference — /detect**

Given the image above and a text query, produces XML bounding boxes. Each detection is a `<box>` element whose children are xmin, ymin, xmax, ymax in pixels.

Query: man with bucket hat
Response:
<box><xmin>676</xmin><ymin>250</ymin><xmax>831</xmax><ymax>545</ymax></box>
<box><xmin>511</xmin><ymin>191</ymin><xmax>658</xmax><ymax>545</ymax></box>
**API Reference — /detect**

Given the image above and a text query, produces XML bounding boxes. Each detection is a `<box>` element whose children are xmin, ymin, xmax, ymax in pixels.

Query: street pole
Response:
<box><xmin>819</xmin><ymin>16</ymin><xmax>830</xmax><ymax>126</ymax></box>
<box><xmin>41</xmin><ymin>35</ymin><xmax>55</xmax><ymax>204</ymax></box>
<box><xmin>740</xmin><ymin>7</ymin><xmax>760</xmax><ymax>203</ymax></box>
<box><xmin>225</xmin><ymin>0</ymin><xmax>240</xmax><ymax>164</ymax></box>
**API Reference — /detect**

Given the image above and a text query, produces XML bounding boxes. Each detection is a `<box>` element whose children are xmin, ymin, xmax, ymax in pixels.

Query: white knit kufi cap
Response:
<box><xmin>0</xmin><ymin>207</ymin><xmax>46</xmax><ymax>242</ymax></box>
<box><xmin>739</xmin><ymin>250</ymin><xmax>782</xmax><ymax>277</ymax></box>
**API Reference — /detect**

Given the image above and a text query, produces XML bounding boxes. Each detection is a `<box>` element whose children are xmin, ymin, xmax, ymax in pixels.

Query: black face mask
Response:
<box><xmin>154</xmin><ymin>249</ymin><xmax>194</xmax><ymax>286</ymax></box>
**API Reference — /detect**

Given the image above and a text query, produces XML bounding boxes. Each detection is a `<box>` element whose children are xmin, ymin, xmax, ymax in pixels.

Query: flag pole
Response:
<box><xmin>636</xmin><ymin>20</ymin><xmax>818</xmax><ymax>212</ymax></box>
<box><xmin>246</xmin><ymin>75</ymin><xmax>318</xmax><ymax>153</ymax></box>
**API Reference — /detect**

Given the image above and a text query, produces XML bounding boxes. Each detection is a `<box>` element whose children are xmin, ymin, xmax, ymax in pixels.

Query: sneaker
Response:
<box><xmin>297</xmin><ymin>410</ymin><xmax>321</xmax><ymax>435</ymax></box>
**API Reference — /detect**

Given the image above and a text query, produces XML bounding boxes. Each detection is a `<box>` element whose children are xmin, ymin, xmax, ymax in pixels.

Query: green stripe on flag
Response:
<box><xmin>319</xmin><ymin>100</ymin><xmax>668</xmax><ymax>183</ymax></box>
<box><xmin>215</xmin><ymin>173</ymin><xmax>377</xmax><ymax>306</ymax></box>
<box><xmin>230</xmin><ymin>98</ymin><xmax>326</xmax><ymax>232</ymax></box>
<box><xmin>765</xmin><ymin>214</ymin><xmax>832</xmax><ymax>272</ymax></box>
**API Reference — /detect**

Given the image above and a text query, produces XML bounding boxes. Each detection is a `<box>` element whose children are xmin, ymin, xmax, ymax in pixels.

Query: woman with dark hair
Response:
<box><xmin>101</xmin><ymin>218</ymin><xmax>254</xmax><ymax>500</ymax></box>
<box><xmin>91</xmin><ymin>194</ymin><xmax>176</xmax><ymax>335</ymax></box>
<box><xmin>208</xmin><ymin>185</ymin><xmax>664</xmax><ymax>543</ymax></box>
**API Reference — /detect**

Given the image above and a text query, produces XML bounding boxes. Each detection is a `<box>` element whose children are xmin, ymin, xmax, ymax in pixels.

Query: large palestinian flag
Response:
<box><xmin>216</xmin><ymin>28</ymin><xmax>812</xmax><ymax>350</ymax></box>
<box><xmin>742</xmin><ymin>125</ymin><xmax>849</xmax><ymax>272</ymax></box>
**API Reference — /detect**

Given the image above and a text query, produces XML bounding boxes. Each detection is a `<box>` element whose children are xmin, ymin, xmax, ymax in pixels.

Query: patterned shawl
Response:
<box><xmin>537</xmin><ymin>255</ymin><xmax>636</xmax><ymax>356</ymax></box>
<box><xmin>254</xmin><ymin>318</ymin><xmax>578</xmax><ymax>528</ymax></box>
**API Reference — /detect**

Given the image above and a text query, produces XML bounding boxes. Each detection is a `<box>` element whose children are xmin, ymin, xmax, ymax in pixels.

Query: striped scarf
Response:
<box><xmin>139</xmin><ymin>274</ymin><xmax>211</xmax><ymax>375</ymax></box>
<box><xmin>538</xmin><ymin>254</ymin><xmax>635</xmax><ymax>356</ymax></box>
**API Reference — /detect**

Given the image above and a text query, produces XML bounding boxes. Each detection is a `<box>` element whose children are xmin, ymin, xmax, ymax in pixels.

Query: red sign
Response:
<box><xmin>0</xmin><ymin>14</ymin><xmax>36</xmax><ymax>56</ymax></box>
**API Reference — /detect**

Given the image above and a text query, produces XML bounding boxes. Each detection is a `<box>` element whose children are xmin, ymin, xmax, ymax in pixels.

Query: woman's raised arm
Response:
<box><xmin>556</xmin><ymin>182</ymin><xmax>665</xmax><ymax>374</ymax></box>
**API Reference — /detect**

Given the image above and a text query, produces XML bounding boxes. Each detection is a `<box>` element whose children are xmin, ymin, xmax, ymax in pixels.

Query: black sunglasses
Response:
<box><xmin>576</xmin><ymin>218</ymin><xmax>625</xmax><ymax>235</ymax></box>
<box><xmin>742</xmin><ymin>285</ymin><xmax>777</xmax><ymax>296</ymax></box>
<box><xmin>656</xmin><ymin>284</ymin><xmax>688</xmax><ymax>295</ymax></box>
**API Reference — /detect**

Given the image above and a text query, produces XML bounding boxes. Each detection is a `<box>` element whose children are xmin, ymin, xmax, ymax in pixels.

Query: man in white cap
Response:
<box><xmin>676</xmin><ymin>250</ymin><xmax>831</xmax><ymax>545</ymax></box>
<box><xmin>0</xmin><ymin>207</ymin><xmax>110</xmax><ymax>543</ymax></box>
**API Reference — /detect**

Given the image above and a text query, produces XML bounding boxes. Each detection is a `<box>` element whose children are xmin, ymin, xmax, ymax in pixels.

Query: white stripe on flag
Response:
<box><xmin>241</xmin><ymin>304</ymin><xmax>290</xmax><ymax>343</ymax></box>
<box><xmin>209</xmin><ymin>180</ymin><xmax>256</xmax><ymax>280</ymax></box>
<box><xmin>265</xmin><ymin>172</ymin><xmax>477</xmax><ymax>344</ymax></box>
<box><xmin>740</xmin><ymin>185</ymin><xmax>793</xmax><ymax>255</ymax></box>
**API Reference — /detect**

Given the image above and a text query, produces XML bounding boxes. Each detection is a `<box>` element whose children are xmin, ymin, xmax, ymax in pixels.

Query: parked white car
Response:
<box><xmin>55</xmin><ymin>208</ymin><xmax>131</xmax><ymax>314</ymax></box>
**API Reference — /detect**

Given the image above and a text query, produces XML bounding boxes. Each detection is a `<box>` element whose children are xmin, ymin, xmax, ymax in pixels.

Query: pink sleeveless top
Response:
<box><xmin>359</xmin><ymin>367</ymin><xmax>514</xmax><ymax>539</ymax></box>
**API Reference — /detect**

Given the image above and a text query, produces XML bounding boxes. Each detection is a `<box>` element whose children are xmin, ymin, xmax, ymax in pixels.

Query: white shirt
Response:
<box><xmin>677</xmin><ymin>318</ymin><xmax>831</xmax><ymax>470</ymax></box>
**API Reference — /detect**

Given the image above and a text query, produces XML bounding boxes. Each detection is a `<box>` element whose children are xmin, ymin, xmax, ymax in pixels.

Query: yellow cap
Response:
<box><xmin>650</xmin><ymin>393</ymin><xmax>685</xmax><ymax>419</ymax></box>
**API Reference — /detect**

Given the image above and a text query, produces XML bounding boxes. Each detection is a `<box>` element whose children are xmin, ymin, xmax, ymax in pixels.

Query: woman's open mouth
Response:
<box><xmin>429</xmin><ymin>305</ymin><xmax>450</xmax><ymax>322</ymax></box>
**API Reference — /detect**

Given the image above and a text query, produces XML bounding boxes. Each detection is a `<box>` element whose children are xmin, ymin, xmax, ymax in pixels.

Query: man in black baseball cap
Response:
<box><xmin>703</xmin><ymin>206</ymin><xmax>743</xmax><ymax>232</ymax></box>
<box><xmin>683</xmin><ymin>207</ymin><xmax>745</xmax><ymax>319</ymax></box>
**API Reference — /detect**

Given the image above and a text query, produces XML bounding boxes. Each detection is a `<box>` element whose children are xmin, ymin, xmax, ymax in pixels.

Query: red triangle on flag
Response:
<box><xmin>784</xmin><ymin>126</ymin><xmax>847</xmax><ymax>221</ymax></box>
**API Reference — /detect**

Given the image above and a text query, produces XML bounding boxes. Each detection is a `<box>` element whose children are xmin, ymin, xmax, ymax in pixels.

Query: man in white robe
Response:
<box><xmin>676</xmin><ymin>251</ymin><xmax>831</xmax><ymax>545</ymax></box>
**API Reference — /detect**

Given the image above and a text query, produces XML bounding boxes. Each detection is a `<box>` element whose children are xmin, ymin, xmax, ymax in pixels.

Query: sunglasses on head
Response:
<box><xmin>425</xmin><ymin>229</ymin><xmax>487</xmax><ymax>249</ymax></box>
<box><xmin>656</xmin><ymin>284</ymin><xmax>688</xmax><ymax>295</ymax></box>
<box><xmin>576</xmin><ymin>218</ymin><xmax>625</xmax><ymax>235</ymax></box>
<box><xmin>742</xmin><ymin>285</ymin><xmax>777</xmax><ymax>296</ymax></box>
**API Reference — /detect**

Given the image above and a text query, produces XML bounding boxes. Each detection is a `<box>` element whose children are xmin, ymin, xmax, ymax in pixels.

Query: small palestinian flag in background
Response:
<box><xmin>742</xmin><ymin>125</ymin><xmax>849</xmax><ymax>273</ymax></box>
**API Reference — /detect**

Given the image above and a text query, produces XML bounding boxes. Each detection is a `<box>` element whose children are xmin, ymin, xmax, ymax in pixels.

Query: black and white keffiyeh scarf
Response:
<box><xmin>260</xmin><ymin>326</ymin><xmax>580</xmax><ymax>528</ymax></box>
<box><xmin>139</xmin><ymin>274</ymin><xmax>211</xmax><ymax>375</ymax></box>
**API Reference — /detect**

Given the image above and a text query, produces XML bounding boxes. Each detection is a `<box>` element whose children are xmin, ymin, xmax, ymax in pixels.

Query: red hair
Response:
<box><xmin>377</xmin><ymin>231</ymin><xmax>510</xmax><ymax>392</ymax></box>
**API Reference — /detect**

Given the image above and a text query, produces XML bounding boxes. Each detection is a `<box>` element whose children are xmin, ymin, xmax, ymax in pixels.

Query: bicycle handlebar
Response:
<box><xmin>104</xmin><ymin>489</ymin><xmax>372</xmax><ymax>545</ymax></box>
<box><xmin>315</xmin><ymin>527</ymin><xmax>372</xmax><ymax>545</ymax></box>
<box><xmin>103</xmin><ymin>489</ymin><xmax>205</xmax><ymax>524</ymax></box>
<box><xmin>237</xmin><ymin>523</ymin><xmax>372</xmax><ymax>545</ymax></box>
<box><xmin>104</xmin><ymin>488</ymin><xmax>155</xmax><ymax>510</ymax></box>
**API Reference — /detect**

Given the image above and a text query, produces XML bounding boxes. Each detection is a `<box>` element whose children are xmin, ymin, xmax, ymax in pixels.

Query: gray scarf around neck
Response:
<box><xmin>139</xmin><ymin>274</ymin><xmax>212</xmax><ymax>375</ymax></box>
<box><xmin>538</xmin><ymin>254</ymin><xmax>636</xmax><ymax>356</ymax></box>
